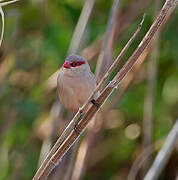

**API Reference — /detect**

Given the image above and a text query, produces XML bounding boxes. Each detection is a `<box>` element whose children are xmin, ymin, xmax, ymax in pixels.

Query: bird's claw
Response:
<box><xmin>74</xmin><ymin>124</ymin><xmax>80</xmax><ymax>135</ymax></box>
<box><xmin>91</xmin><ymin>99</ymin><xmax>100</xmax><ymax>108</ymax></box>
<box><xmin>79</xmin><ymin>107</ymin><xmax>83</xmax><ymax>114</ymax></box>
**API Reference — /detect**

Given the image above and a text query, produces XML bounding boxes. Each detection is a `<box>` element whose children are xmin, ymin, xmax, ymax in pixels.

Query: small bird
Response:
<box><xmin>57</xmin><ymin>54</ymin><xmax>97</xmax><ymax>113</ymax></box>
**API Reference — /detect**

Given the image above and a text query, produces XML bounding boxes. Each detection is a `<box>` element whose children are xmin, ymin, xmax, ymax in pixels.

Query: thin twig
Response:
<box><xmin>0</xmin><ymin>0</ymin><xmax>20</xmax><ymax>6</ymax></box>
<box><xmin>115</xmin><ymin>0</ymin><xmax>152</xmax><ymax>40</ymax></box>
<box><xmin>33</xmin><ymin>0</ymin><xmax>177</xmax><ymax>179</ymax></box>
<box><xmin>0</xmin><ymin>0</ymin><xmax>21</xmax><ymax>47</ymax></box>
<box><xmin>85</xmin><ymin>13</ymin><xmax>145</xmax><ymax>101</ymax></box>
<box><xmin>95</xmin><ymin>0</ymin><xmax>121</xmax><ymax>83</ymax></box>
<box><xmin>0</xmin><ymin>6</ymin><xmax>4</xmax><ymax>47</ymax></box>
<box><xmin>110</xmin><ymin>42</ymin><xmax>153</xmax><ymax>109</ymax></box>
<box><xmin>128</xmin><ymin>145</ymin><xmax>155</xmax><ymax>180</ymax></box>
<box><xmin>144</xmin><ymin>119</ymin><xmax>178</xmax><ymax>180</ymax></box>
<box><xmin>128</xmin><ymin>138</ymin><xmax>174</xmax><ymax>180</ymax></box>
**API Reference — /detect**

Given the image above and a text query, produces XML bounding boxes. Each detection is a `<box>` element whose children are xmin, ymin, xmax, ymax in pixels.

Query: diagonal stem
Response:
<box><xmin>144</xmin><ymin>119</ymin><xmax>178</xmax><ymax>180</ymax></box>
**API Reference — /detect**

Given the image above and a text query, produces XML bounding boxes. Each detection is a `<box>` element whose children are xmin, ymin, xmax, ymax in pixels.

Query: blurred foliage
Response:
<box><xmin>0</xmin><ymin>0</ymin><xmax>178</xmax><ymax>180</ymax></box>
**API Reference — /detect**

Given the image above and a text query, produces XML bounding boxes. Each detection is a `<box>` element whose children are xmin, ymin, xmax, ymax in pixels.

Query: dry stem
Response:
<box><xmin>0</xmin><ymin>0</ymin><xmax>20</xmax><ymax>46</ymax></box>
<box><xmin>144</xmin><ymin>119</ymin><xmax>178</xmax><ymax>180</ymax></box>
<box><xmin>0</xmin><ymin>6</ymin><xmax>4</xmax><ymax>46</ymax></box>
<box><xmin>95</xmin><ymin>0</ymin><xmax>121</xmax><ymax>83</ymax></box>
<box><xmin>128</xmin><ymin>145</ymin><xmax>155</xmax><ymax>180</ymax></box>
<box><xmin>0</xmin><ymin>0</ymin><xmax>20</xmax><ymax>6</ymax></box>
<box><xmin>67</xmin><ymin>0</ymin><xmax>95</xmax><ymax>54</ymax></box>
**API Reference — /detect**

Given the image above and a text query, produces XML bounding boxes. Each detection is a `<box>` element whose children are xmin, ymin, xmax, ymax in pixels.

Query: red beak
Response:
<box><xmin>63</xmin><ymin>61</ymin><xmax>71</xmax><ymax>69</ymax></box>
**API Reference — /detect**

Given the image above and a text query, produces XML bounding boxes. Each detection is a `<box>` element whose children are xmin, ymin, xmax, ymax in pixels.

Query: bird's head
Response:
<box><xmin>62</xmin><ymin>54</ymin><xmax>90</xmax><ymax>74</ymax></box>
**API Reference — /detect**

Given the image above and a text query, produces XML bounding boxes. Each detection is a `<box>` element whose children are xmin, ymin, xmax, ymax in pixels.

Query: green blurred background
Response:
<box><xmin>0</xmin><ymin>0</ymin><xmax>178</xmax><ymax>179</ymax></box>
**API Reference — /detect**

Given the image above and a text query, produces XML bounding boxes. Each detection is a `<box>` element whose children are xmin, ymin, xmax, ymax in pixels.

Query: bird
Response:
<box><xmin>57</xmin><ymin>54</ymin><xmax>98</xmax><ymax>113</ymax></box>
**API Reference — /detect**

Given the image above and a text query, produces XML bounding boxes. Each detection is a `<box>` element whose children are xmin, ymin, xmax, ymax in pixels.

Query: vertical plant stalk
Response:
<box><xmin>144</xmin><ymin>119</ymin><xmax>178</xmax><ymax>180</ymax></box>
<box><xmin>95</xmin><ymin>0</ymin><xmax>121</xmax><ymax>84</ymax></box>
<box><xmin>33</xmin><ymin>0</ymin><xmax>177</xmax><ymax>179</ymax></box>
<box><xmin>0</xmin><ymin>6</ymin><xmax>4</xmax><ymax>47</ymax></box>
<box><xmin>68</xmin><ymin>0</ymin><xmax>95</xmax><ymax>54</ymax></box>
<box><xmin>0</xmin><ymin>0</ymin><xmax>20</xmax><ymax>47</ymax></box>
<box><xmin>142</xmin><ymin>0</ymin><xmax>160</xmax><ymax>174</ymax></box>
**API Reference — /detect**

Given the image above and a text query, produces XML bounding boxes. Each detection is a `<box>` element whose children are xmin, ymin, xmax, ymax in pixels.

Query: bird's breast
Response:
<box><xmin>57</xmin><ymin>70</ymin><xmax>96</xmax><ymax>113</ymax></box>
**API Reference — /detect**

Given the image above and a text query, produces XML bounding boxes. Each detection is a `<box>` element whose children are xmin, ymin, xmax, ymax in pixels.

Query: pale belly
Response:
<box><xmin>57</xmin><ymin>71</ymin><xmax>96</xmax><ymax>113</ymax></box>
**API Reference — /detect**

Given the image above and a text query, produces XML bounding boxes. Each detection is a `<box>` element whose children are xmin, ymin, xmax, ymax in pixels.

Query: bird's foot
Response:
<box><xmin>74</xmin><ymin>123</ymin><xmax>81</xmax><ymax>135</ymax></box>
<box><xmin>79</xmin><ymin>107</ymin><xmax>83</xmax><ymax>114</ymax></box>
<box><xmin>91</xmin><ymin>99</ymin><xmax>100</xmax><ymax>108</ymax></box>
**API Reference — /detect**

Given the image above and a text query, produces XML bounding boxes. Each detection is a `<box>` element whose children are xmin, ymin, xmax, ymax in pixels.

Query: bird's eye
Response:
<box><xmin>71</xmin><ymin>62</ymin><xmax>78</xmax><ymax>67</ymax></box>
